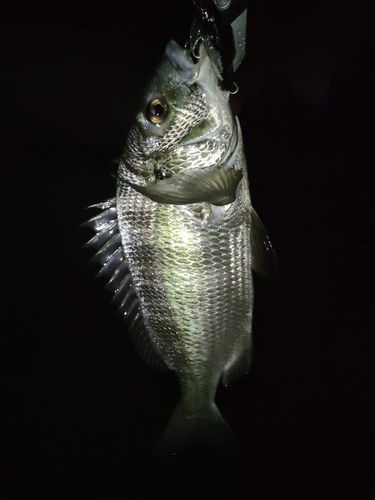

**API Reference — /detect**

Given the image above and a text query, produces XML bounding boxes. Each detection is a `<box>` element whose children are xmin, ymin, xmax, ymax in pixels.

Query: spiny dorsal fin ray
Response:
<box><xmin>85</xmin><ymin>220</ymin><xmax>118</xmax><ymax>249</ymax></box>
<box><xmin>90</xmin><ymin>233</ymin><xmax>122</xmax><ymax>266</ymax></box>
<box><xmin>96</xmin><ymin>247</ymin><xmax>124</xmax><ymax>279</ymax></box>
<box><xmin>250</xmin><ymin>208</ymin><xmax>278</xmax><ymax>281</ymax></box>
<box><xmin>104</xmin><ymin>259</ymin><xmax>131</xmax><ymax>294</ymax></box>
<box><xmin>85</xmin><ymin>198</ymin><xmax>167</xmax><ymax>371</ymax></box>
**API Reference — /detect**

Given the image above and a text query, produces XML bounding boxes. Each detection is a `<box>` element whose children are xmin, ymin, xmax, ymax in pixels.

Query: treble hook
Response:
<box><xmin>186</xmin><ymin>31</ymin><xmax>204</xmax><ymax>60</ymax></box>
<box><xmin>228</xmin><ymin>81</ymin><xmax>239</xmax><ymax>95</ymax></box>
<box><xmin>192</xmin><ymin>35</ymin><xmax>204</xmax><ymax>59</ymax></box>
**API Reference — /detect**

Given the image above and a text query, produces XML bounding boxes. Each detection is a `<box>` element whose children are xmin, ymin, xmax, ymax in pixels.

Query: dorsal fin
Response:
<box><xmin>83</xmin><ymin>199</ymin><xmax>167</xmax><ymax>371</ymax></box>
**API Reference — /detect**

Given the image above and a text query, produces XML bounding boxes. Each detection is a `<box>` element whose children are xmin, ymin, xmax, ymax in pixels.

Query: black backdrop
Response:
<box><xmin>2</xmin><ymin>0</ymin><xmax>374</xmax><ymax>497</ymax></box>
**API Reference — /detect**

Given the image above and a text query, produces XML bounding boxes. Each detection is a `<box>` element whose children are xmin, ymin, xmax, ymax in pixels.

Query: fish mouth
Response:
<box><xmin>165</xmin><ymin>40</ymin><xmax>205</xmax><ymax>87</ymax></box>
<box><xmin>165</xmin><ymin>40</ymin><xmax>228</xmax><ymax>148</ymax></box>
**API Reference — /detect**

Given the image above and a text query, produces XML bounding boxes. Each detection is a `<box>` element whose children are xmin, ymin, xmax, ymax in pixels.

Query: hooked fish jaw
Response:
<box><xmin>165</xmin><ymin>40</ymin><xmax>199</xmax><ymax>85</ymax></box>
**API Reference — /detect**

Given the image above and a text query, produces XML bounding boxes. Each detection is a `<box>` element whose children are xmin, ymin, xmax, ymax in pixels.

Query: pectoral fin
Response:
<box><xmin>251</xmin><ymin>208</ymin><xmax>278</xmax><ymax>281</ymax></box>
<box><xmin>123</xmin><ymin>166</ymin><xmax>243</xmax><ymax>206</ymax></box>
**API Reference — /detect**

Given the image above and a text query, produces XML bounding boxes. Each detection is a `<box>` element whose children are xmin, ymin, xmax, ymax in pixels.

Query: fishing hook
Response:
<box><xmin>228</xmin><ymin>81</ymin><xmax>239</xmax><ymax>94</ymax></box>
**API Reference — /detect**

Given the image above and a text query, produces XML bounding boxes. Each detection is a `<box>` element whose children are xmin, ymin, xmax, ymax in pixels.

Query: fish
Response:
<box><xmin>85</xmin><ymin>39</ymin><xmax>277</xmax><ymax>456</ymax></box>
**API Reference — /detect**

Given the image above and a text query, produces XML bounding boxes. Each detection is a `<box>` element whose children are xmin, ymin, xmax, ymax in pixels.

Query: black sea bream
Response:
<box><xmin>86</xmin><ymin>40</ymin><xmax>276</xmax><ymax>456</ymax></box>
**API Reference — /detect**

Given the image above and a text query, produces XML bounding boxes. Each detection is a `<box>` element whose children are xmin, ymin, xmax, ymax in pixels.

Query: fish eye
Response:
<box><xmin>147</xmin><ymin>98</ymin><xmax>168</xmax><ymax>124</ymax></box>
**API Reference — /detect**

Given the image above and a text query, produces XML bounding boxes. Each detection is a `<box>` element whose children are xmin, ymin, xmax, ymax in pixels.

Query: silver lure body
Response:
<box><xmin>86</xmin><ymin>40</ymin><xmax>276</xmax><ymax>453</ymax></box>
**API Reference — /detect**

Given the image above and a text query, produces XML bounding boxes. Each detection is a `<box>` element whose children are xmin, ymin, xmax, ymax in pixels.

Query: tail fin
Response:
<box><xmin>154</xmin><ymin>402</ymin><xmax>237</xmax><ymax>459</ymax></box>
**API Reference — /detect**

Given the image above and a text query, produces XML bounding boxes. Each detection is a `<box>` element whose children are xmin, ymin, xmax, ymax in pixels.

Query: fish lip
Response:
<box><xmin>166</xmin><ymin>39</ymin><xmax>208</xmax><ymax>86</ymax></box>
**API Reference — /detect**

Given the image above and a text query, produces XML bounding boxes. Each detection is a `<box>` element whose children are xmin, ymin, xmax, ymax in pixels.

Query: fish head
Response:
<box><xmin>136</xmin><ymin>41</ymin><xmax>202</xmax><ymax>140</ymax></box>
<box><xmin>139</xmin><ymin>39</ymin><xmax>226</xmax><ymax>135</ymax></box>
<box><xmin>121</xmin><ymin>40</ymin><xmax>234</xmax><ymax>183</ymax></box>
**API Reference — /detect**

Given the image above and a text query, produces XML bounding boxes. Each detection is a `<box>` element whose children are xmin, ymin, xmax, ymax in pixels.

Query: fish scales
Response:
<box><xmin>116</xmin><ymin>182</ymin><xmax>253</xmax><ymax>410</ymax></box>
<box><xmin>86</xmin><ymin>39</ymin><xmax>277</xmax><ymax>455</ymax></box>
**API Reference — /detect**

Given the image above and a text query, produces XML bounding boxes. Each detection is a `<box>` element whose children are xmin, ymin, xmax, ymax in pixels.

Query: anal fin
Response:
<box><xmin>222</xmin><ymin>343</ymin><xmax>253</xmax><ymax>387</ymax></box>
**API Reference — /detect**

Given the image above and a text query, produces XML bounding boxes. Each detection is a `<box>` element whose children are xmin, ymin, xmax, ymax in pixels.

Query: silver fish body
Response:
<box><xmin>86</xmin><ymin>40</ymin><xmax>276</xmax><ymax>455</ymax></box>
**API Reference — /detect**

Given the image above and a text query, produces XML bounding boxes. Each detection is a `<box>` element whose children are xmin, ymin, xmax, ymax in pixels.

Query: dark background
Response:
<box><xmin>1</xmin><ymin>0</ymin><xmax>374</xmax><ymax>497</ymax></box>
